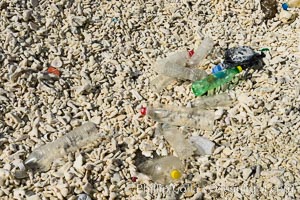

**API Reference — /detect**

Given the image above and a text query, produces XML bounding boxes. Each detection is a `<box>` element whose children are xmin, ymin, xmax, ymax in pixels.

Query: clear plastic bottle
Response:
<box><xmin>150</xmin><ymin>75</ymin><xmax>176</xmax><ymax>92</ymax></box>
<box><xmin>150</xmin><ymin>37</ymin><xmax>213</xmax><ymax>92</ymax></box>
<box><xmin>187</xmin><ymin>37</ymin><xmax>214</xmax><ymax>67</ymax></box>
<box><xmin>150</xmin><ymin>51</ymin><xmax>188</xmax><ymax>92</ymax></box>
<box><xmin>141</xmin><ymin>105</ymin><xmax>214</xmax><ymax>130</ymax></box>
<box><xmin>191</xmin><ymin>93</ymin><xmax>234</xmax><ymax>109</ymax></box>
<box><xmin>154</xmin><ymin>61</ymin><xmax>207</xmax><ymax>81</ymax></box>
<box><xmin>161</xmin><ymin>125</ymin><xmax>195</xmax><ymax>159</ymax></box>
<box><xmin>166</xmin><ymin>51</ymin><xmax>190</xmax><ymax>66</ymax></box>
<box><xmin>137</xmin><ymin>156</ymin><xmax>184</xmax><ymax>184</ymax></box>
<box><xmin>25</xmin><ymin>122</ymin><xmax>98</xmax><ymax>171</ymax></box>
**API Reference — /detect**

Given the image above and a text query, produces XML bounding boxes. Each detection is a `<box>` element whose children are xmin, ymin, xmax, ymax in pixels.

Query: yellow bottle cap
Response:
<box><xmin>170</xmin><ymin>169</ymin><xmax>182</xmax><ymax>180</ymax></box>
<box><xmin>237</xmin><ymin>66</ymin><xmax>243</xmax><ymax>72</ymax></box>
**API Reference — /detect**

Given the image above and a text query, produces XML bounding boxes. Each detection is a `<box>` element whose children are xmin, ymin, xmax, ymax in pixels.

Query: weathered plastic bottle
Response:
<box><xmin>161</xmin><ymin>125</ymin><xmax>195</xmax><ymax>159</ymax></box>
<box><xmin>166</xmin><ymin>51</ymin><xmax>190</xmax><ymax>66</ymax></box>
<box><xmin>141</xmin><ymin>105</ymin><xmax>214</xmax><ymax>130</ymax></box>
<box><xmin>150</xmin><ymin>37</ymin><xmax>213</xmax><ymax>92</ymax></box>
<box><xmin>191</xmin><ymin>93</ymin><xmax>234</xmax><ymax>109</ymax></box>
<box><xmin>137</xmin><ymin>156</ymin><xmax>184</xmax><ymax>184</ymax></box>
<box><xmin>150</xmin><ymin>51</ymin><xmax>188</xmax><ymax>92</ymax></box>
<box><xmin>25</xmin><ymin>122</ymin><xmax>99</xmax><ymax>171</ymax></box>
<box><xmin>154</xmin><ymin>61</ymin><xmax>207</xmax><ymax>81</ymax></box>
<box><xmin>187</xmin><ymin>37</ymin><xmax>214</xmax><ymax>67</ymax></box>
<box><xmin>150</xmin><ymin>75</ymin><xmax>176</xmax><ymax>92</ymax></box>
<box><xmin>192</xmin><ymin>66</ymin><xmax>242</xmax><ymax>96</ymax></box>
<box><xmin>282</xmin><ymin>0</ymin><xmax>300</xmax><ymax>9</ymax></box>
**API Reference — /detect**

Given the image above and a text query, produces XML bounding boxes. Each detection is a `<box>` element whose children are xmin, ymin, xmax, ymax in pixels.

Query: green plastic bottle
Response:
<box><xmin>192</xmin><ymin>66</ymin><xmax>242</xmax><ymax>96</ymax></box>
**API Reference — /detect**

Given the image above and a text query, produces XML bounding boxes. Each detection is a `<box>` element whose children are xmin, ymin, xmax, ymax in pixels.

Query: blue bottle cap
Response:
<box><xmin>212</xmin><ymin>64</ymin><xmax>224</xmax><ymax>74</ymax></box>
<box><xmin>282</xmin><ymin>3</ymin><xmax>288</xmax><ymax>10</ymax></box>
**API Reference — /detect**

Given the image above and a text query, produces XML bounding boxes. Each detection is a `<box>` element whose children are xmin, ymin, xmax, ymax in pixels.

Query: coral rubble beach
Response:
<box><xmin>0</xmin><ymin>0</ymin><xmax>299</xmax><ymax>199</ymax></box>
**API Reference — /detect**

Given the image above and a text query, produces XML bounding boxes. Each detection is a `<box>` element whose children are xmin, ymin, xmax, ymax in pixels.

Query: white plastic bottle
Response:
<box><xmin>138</xmin><ymin>156</ymin><xmax>184</xmax><ymax>184</ymax></box>
<box><xmin>191</xmin><ymin>93</ymin><xmax>234</xmax><ymax>109</ymax></box>
<box><xmin>150</xmin><ymin>51</ymin><xmax>189</xmax><ymax>92</ymax></box>
<box><xmin>154</xmin><ymin>61</ymin><xmax>207</xmax><ymax>81</ymax></box>
<box><xmin>141</xmin><ymin>104</ymin><xmax>214</xmax><ymax>130</ymax></box>
<box><xmin>25</xmin><ymin>122</ymin><xmax>99</xmax><ymax>171</ymax></box>
<box><xmin>150</xmin><ymin>37</ymin><xmax>214</xmax><ymax>92</ymax></box>
<box><xmin>150</xmin><ymin>75</ymin><xmax>176</xmax><ymax>92</ymax></box>
<box><xmin>187</xmin><ymin>37</ymin><xmax>214</xmax><ymax>68</ymax></box>
<box><xmin>161</xmin><ymin>125</ymin><xmax>196</xmax><ymax>159</ymax></box>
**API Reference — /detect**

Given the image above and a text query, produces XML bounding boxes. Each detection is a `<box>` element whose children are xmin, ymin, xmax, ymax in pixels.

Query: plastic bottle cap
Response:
<box><xmin>131</xmin><ymin>177</ymin><xmax>138</xmax><ymax>182</ymax></box>
<box><xmin>170</xmin><ymin>169</ymin><xmax>182</xmax><ymax>180</ymax></box>
<box><xmin>188</xmin><ymin>49</ymin><xmax>195</xmax><ymax>57</ymax></box>
<box><xmin>282</xmin><ymin>3</ymin><xmax>288</xmax><ymax>10</ymax></box>
<box><xmin>212</xmin><ymin>64</ymin><xmax>224</xmax><ymax>74</ymax></box>
<box><xmin>140</xmin><ymin>107</ymin><xmax>147</xmax><ymax>115</ymax></box>
<box><xmin>237</xmin><ymin>66</ymin><xmax>243</xmax><ymax>72</ymax></box>
<box><xmin>260</xmin><ymin>48</ymin><xmax>270</xmax><ymax>52</ymax></box>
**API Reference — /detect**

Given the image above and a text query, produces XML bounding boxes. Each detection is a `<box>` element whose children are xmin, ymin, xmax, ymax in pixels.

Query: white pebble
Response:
<box><xmin>51</xmin><ymin>57</ymin><xmax>63</xmax><ymax>68</ymax></box>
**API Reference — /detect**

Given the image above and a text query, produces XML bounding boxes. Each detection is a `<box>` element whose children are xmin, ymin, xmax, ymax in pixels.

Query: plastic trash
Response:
<box><xmin>261</xmin><ymin>0</ymin><xmax>278</xmax><ymax>20</ymax></box>
<box><xmin>141</xmin><ymin>104</ymin><xmax>214</xmax><ymax>130</ymax></box>
<box><xmin>211</xmin><ymin>46</ymin><xmax>265</xmax><ymax>75</ymax></box>
<box><xmin>279</xmin><ymin>9</ymin><xmax>297</xmax><ymax>23</ymax></box>
<box><xmin>166</xmin><ymin>50</ymin><xmax>190</xmax><ymax>66</ymax></box>
<box><xmin>212</xmin><ymin>63</ymin><xmax>225</xmax><ymax>74</ymax></box>
<box><xmin>150</xmin><ymin>51</ymin><xmax>188</xmax><ymax>92</ymax></box>
<box><xmin>150</xmin><ymin>75</ymin><xmax>176</xmax><ymax>92</ymax></box>
<box><xmin>154</xmin><ymin>61</ymin><xmax>207</xmax><ymax>81</ymax></box>
<box><xmin>137</xmin><ymin>156</ymin><xmax>184</xmax><ymax>184</ymax></box>
<box><xmin>192</xmin><ymin>66</ymin><xmax>242</xmax><ymax>96</ymax></box>
<box><xmin>47</xmin><ymin>66</ymin><xmax>61</xmax><ymax>76</ymax></box>
<box><xmin>187</xmin><ymin>37</ymin><xmax>214</xmax><ymax>68</ymax></box>
<box><xmin>150</xmin><ymin>37</ymin><xmax>213</xmax><ymax>92</ymax></box>
<box><xmin>282</xmin><ymin>0</ymin><xmax>300</xmax><ymax>10</ymax></box>
<box><xmin>191</xmin><ymin>93</ymin><xmax>234</xmax><ymax>109</ymax></box>
<box><xmin>161</xmin><ymin>125</ymin><xmax>196</xmax><ymax>159</ymax></box>
<box><xmin>223</xmin><ymin>46</ymin><xmax>265</xmax><ymax>69</ymax></box>
<box><xmin>282</xmin><ymin>3</ymin><xmax>289</xmax><ymax>10</ymax></box>
<box><xmin>189</xmin><ymin>136</ymin><xmax>215</xmax><ymax>156</ymax></box>
<box><xmin>260</xmin><ymin>48</ymin><xmax>270</xmax><ymax>52</ymax></box>
<box><xmin>25</xmin><ymin>122</ymin><xmax>99</xmax><ymax>172</ymax></box>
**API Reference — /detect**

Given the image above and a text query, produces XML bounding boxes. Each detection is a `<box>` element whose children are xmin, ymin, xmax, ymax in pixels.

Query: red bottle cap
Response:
<box><xmin>140</xmin><ymin>107</ymin><xmax>147</xmax><ymax>116</ymax></box>
<box><xmin>131</xmin><ymin>176</ymin><xmax>138</xmax><ymax>182</ymax></box>
<box><xmin>188</xmin><ymin>49</ymin><xmax>195</xmax><ymax>57</ymax></box>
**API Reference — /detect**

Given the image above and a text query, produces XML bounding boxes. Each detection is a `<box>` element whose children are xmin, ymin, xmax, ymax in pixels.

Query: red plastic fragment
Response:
<box><xmin>140</xmin><ymin>107</ymin><xmax>147</xmax><ymax>116</ymax></box>
<box><xmin>188</xmin><ymin>49</ymin><xmax>195</xmax><ymax>57</ymax></box>
<box><xmin>132</xmin><ymin>177</ymin><xmax>138</xmax><ymax>182</ymax></box>
<box><xmin>47</xmin><ymin>66</ymin><xmax>61</xmax><ymax>76</ymax></box>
